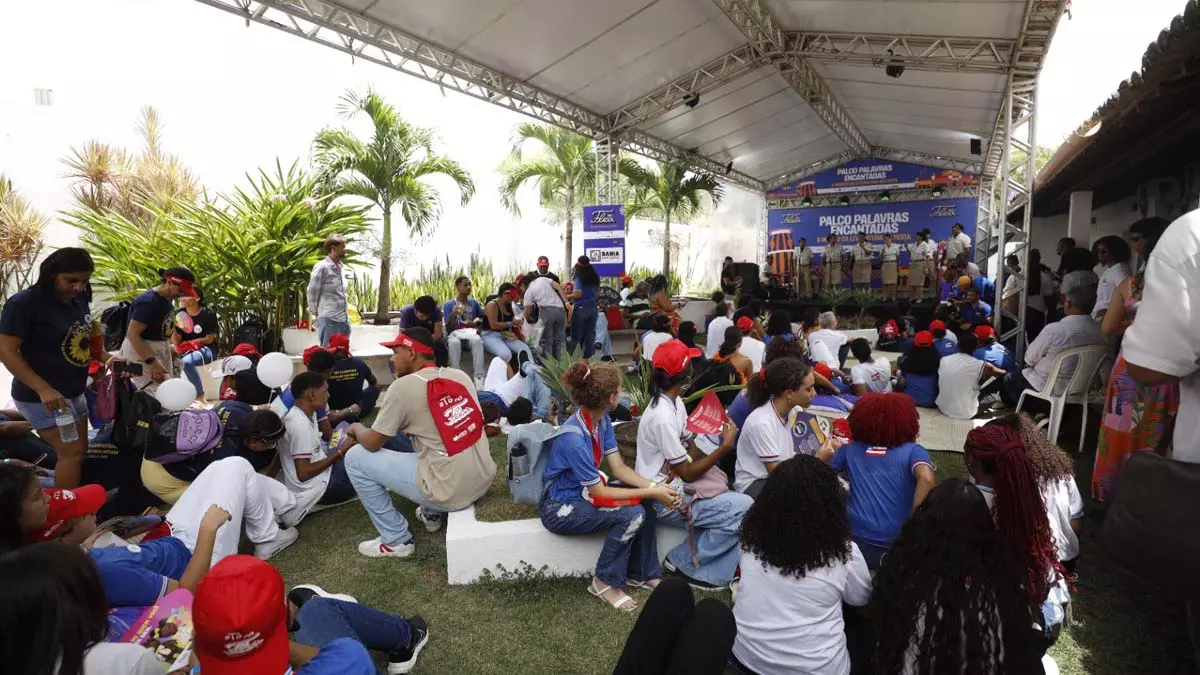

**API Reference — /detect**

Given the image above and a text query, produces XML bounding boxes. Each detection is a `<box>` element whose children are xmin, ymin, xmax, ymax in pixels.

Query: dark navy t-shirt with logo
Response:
<box><xmin>0</xmin><ymin>288</ymin><xmax>94</xmax><ymax>402</ymax></box>
<box><xmin>129</xmin><ymin>289</ymin><xmax>174</xmax><ymax>341</ymax></box>
<box><xmin>326</xmin><ymin>357</ymin><xmax>370</xmax><ymax>410</ymax></box>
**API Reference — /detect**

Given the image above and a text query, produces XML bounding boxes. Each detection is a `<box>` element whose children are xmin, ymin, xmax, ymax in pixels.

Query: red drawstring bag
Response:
<box><xmin>426</xmin><ymin>374</ymin><xmax>484</xmax><ymax>457</ymax></box>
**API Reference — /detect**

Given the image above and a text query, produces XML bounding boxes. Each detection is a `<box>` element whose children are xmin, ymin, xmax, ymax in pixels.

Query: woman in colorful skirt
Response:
<box><xmin>1093</xmin><ymin>218</ymin><xmax>1177</xmax><ymax>502</ymax></box>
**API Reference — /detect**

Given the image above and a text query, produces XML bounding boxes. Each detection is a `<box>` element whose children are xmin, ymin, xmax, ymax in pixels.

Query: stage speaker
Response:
<box><xmin>970</xmin><ymin>138</ymin><xmax>982</xmax><ymax>156</ymax></box>
<box><xmin>733</xmin><ymin>262</ymin><xmax>759</xmax><ymax>295</ymax></box>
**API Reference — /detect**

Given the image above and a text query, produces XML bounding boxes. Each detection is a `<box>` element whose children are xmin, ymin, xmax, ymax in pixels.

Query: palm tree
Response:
<box><xmin>0</xmin><ymin>175</ymin><xmax>48</xmax><ymax>299</ymax></box>
<box><xmin>498</xmin><ymin>123</ymin><xmax>598</xmax><ymax>268</ymax></box>
<box><xmin>623</xmin><ymin>161</ymin><xmax>723</xmax><ymax>279</ymax></box>
<box><xmin>313</xmin><ymin>90</ymin><xmax>475</xmax><ymax>324</ymax></box>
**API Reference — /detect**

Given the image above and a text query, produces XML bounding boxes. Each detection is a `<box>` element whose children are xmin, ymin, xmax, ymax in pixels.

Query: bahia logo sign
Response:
<box><xmin>930</xmin><ymin>204</ymin><xmax>957</xmax><ymax>217</ymax></box>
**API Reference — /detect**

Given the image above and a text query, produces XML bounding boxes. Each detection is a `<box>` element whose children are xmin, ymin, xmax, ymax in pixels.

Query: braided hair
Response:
<box><xmin>987</xmin><ymin>414</ymin><xmax>1074</xmax><ymax>485</ymax></box>
<box><xmin>964</xmin><ymin>425</ymin><xmax>1062</xmax><ymax>605</ymax></box>
<box><xmin>871</xmin><ymin>479</ymin><xmax>1042</xmax><ymax>675</ymax></box>
<box><xmin>740</xmin><ymin>456</ymin><xmax>851</xmax><ymax>579</ymax></box>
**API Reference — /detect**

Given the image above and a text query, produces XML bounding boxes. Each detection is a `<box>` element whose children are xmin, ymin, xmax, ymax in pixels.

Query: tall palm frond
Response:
<box><xmin>622</xmin><ymin>161</ymin><xmax>723</xmax><ymax>279</ymax></box>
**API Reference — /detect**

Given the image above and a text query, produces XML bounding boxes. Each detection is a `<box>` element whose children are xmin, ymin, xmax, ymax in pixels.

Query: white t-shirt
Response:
<box><xmin>740</xmin><ymin>336</ymin><xmax>766</xmax><ymax>373</ymax></box>
<box><xmin>641</xmin><ymin>331</ymin><xmax>674</xmax><ymax>362</ymax></box>
<box><xmin>936</xmin><ymin>353</ymin><xmax>985</xmax><ymax>419</ymax></box>
<box><xmin>523</xmin><ymin>276</ymin><xmax>562</xmax><ymax>309</ymax></box>
<box><xmin>850</xmin><ymin>357</ymin><xmax>893</xmax><ymax>393</ymax></box>
<box><xmin>809</xmin><ymin>329</ymin><xmax>847</xmax><ymax>368</ymax></box>
<box><xmin>1123</xmin><ymin>209</ymin><xmax>1200</xmax><ymax>463</ymax></box>
<box><xmin>732</xmin><ymin>545</ymin><xmax>872</xmax><ymax>675</ymax></box>
<box><xmin>1093</xmin><ymin>262</ymin><xmax>1131</xmax><ymax>319</ymax></box>
<box><xmin>84</xmin><ymin>642</ymin><xmax>163</xmax><ymax>675</ymax></box>
<box><xmin>706</xmin><ymin>316</ymin><xmax>734</xmax><ymax>359</ymax></box>
<box><xmin>482</xmin><ymin>358</ymin><xmax>528</xmax><ymax>406</ymax></box>
<box><xmin>809</xmin><ymin>339</ymin><xmax>837</xmax><ymax>370</ymax></box>
<box><xmin>880</xmin><ymin>243</ymin><xmax>901</xmax><ymax>262</ymax></box>
<box><xmin>944</xmin><ymin>329</ymin><xmax>958</xmax><ymax>344</ymax></box>
<box><xmin>1042</xmin><ymin>477</ymin><xmax>1084</xmax><ymax>562</ymax></box>
<box><xmin>634</xmin><ymin>394</ymin><xmax>692</xmax><ymax>484</ymax></box>
<box><xmin>945</xmin><ymin>232</ymin><xmax>972</xmax><ymax>261</ymax></box>
<box><xmin>734</xmin><ymin>403</ymin><xmax>794</xmax><ymax>492</ymax></box>
<box><xmin>279</xmin><ymin>405</ymin><xmax>331</xmax><ymax>514</ymax></box>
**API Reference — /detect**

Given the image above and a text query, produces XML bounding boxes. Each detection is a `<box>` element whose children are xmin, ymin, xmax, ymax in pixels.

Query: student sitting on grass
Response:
<box><xmin>936</xmin><ymin>333</ymin><xmax>1005</xmax><ymax>420</ymax></box>
<box><xmin>973</xmin><ymin>324</ymin><xmax>1016</xmax><ymax>371</ymax></box>
<box><xmin>848</xmin><ymin>338</ymin><xmax>894</xmax><ymax>395</ymax></box>
<box><xmin>896</xmin><ymin>331</ymin><xmax>940</xmax><ymax>408</ymax></box>
<box><xmin>276</xmin><ymin>372</ymin><xmax>359</xmax><ymax>527</ymax></box>
<box><xmin>636</xmin><ymin>340</ymin><xmax>751</xmax><ymax>591</ymax></box>
<box><xmin>734</xmin><ymin>358</ymin><xmax>821</xmax><ymax>498</ymax></box>
<box><xmin>731</xmin><ymin>455</ymin><xmax>871</xmax><ymax>675</ymax></box>
<box><xmin>324</xmin><ymin>333</ymin><xmax>384</xmax><ymax>420</ymax></box>
<box><xmin>539</xmin><ymin>360</ymin><xmax>681</xmax><ymax>612</ymax></box>
<box><xmin>870</xmin><ymin>479</ymin><xmax>1049</xmax><ymax>675</ymax></box>
<box><xmin>818</xmin><ymin>393</ymin><xmax>935</xmax><ymax>569</ymax></box>
<box><xmin>928</xmin><ymin>319</ymin><xmax>957</xmax><ymax>356</ymax></box>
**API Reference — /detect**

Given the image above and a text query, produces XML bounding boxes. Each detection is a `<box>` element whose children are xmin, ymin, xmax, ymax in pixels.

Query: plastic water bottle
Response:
<box><xmin>510</xmin><ymin>443</ymin><xmax>530</xmax><ymax>476</ymax></box>
<box><xmin>56</xmin><ymin>411</ymin><xmax>78</xmax><ymax>443</ymax></box>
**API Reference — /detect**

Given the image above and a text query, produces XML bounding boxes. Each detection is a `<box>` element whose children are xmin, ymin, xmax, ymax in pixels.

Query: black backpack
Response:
<box><xmin>232</xmin><ymin>317</ymin><xmax>274</xmax><ymax>353</ymax></box>
<box><xmin>100</xmin><ymin>301</ymin><xmax>132</xmax><ymax>351</ymax></box>
<box><xmin>112</xmin><ymin>386</ymin><xmax>163</xmax><ymax>453</ymax></box>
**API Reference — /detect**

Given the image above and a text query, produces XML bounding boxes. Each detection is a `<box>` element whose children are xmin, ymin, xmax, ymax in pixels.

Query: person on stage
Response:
<box><xmin>821</xmin><ymin>234</ymin><xmax>844</xmax><ymax>291</ymax></box>
<box><xmin>906</xmin><ymin>229</ymin><xmax>937</xmax><ymax>302</ymax></box>
<box><xmin>852</xmin><ymin>233</ymin><xmax>874</xmax><ymax>291</ymax></box>
<box><xmin>880</xmin><ymin>234</ymin><xmax>901</xmax><ymax>301</ymax></box>
<box><xmin>792</xmin><ymin>237</ymin><xmax>813</xmax><ymax>298</ymax></box>
<box><xmin>943</xmin><ymin>223</ymin><xmax>972</xmax><ymax>274</ymax></box>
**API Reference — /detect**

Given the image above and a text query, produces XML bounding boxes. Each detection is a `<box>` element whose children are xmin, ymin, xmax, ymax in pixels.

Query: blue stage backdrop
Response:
<box><xmin>581</xmin><ymin>204</ymin><xmax>626</xmax><ymax>277</ymax></box>
<box><xmin>767</xmin><ymin>157</ymin><xmax>979</xmax><ymax>199</ymax></box>
<box><xmin>766</xmin><ymin>197</ymin><xmax>977</xmax><ymax>288</ymax></box>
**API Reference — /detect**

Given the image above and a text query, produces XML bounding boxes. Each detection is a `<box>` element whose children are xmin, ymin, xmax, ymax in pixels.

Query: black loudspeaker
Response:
<box><xmin>970</xmin><ymin>138</ymin><xmax>982</xmax><ymax>156</ymax></box>
<box><xmin>733</xmin><ymin>262</ymin><xmax>760</xmax><ymax>295</ymax></box>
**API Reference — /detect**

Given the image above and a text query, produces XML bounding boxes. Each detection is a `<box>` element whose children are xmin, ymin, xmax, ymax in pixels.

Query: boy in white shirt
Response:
<box><xmin>848</xmin><ymin>338</ymin><xmax>894</xmax><ymax>395</ymax></box>
<box><xmin>277</xmin><ymin>371</ymin><xmax>357</xmax><ymax>526</ymax></box>
<box><xmin>936</xmin><ymin>334</ymin><xmax>1006</xmax><ymax>419</ymax></box>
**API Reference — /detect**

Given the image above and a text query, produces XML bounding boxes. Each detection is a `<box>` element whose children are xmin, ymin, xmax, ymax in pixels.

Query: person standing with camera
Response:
<box><xmin>118</xmin><ymin>267</ymin><xmax>197</xmax><ymax>392</ymax></box>
<box><xmin>0</xmin><ymin>248</ymin><xmax>105</xmax><ymax>489</ymax></box>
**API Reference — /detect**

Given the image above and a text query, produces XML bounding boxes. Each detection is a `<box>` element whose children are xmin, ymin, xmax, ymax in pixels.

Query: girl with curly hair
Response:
<box><xmin>819</xmin><ymin>392</ymin><xmax>935</xmax><ymax>569</ymax></box>
<box><xmin>734</xmin><ymin>358</ymin><xmax>822</xmax><ymax>498</ymax></box>
<box><xmin>990</xmin><ymin>414</ymin><xmax>1084</xmax><ymax>575</ymax></box>
<box><xmin>540</xmin><ymin>360</ymin><xmax>682</xmax><ymax>612</ymax></box>
<box><xmin>732</xmin><ymin>455</ymin><xmax>870</xmax><ymax>675</ymax></box>
<box><xmin>964</xmin><ymin>425</ymin><xmax>1069</xmax><ymax>636</ymax></box>
<box><xmin>870</xmin><ymin>479</ymin><xmax>1047</xmax><ymax>675</ymax></box>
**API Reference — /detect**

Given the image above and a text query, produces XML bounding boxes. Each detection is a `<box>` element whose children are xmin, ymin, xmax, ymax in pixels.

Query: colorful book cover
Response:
<box><xmin>788</xmin><ymin>409</ymin><xmax>831</xmax><ymax>456</ymax></box>
<box><xmin>120</xmin><ymin>589</ymin><xmax>194</xmax><ymax>671</ymax></box>
<box><xmin>85</xmin><ymin>514</ymin><xmax>164</xmax><ymax>548</ymax></box>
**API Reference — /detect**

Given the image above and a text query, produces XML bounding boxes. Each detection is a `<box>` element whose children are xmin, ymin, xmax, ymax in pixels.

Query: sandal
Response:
<box><xmin>587</xmin><ymin>578</ymin><xmax>637</xmax><ymax>612</ymax></box>
<box><xmin>627</xmin><ymin>578</ymin><xmax>661</xmax><ymax>591</ymax></box>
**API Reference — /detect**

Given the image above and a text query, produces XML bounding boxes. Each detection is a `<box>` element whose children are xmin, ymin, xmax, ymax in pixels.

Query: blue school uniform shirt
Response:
<box><xmin>902</xmin><ymin>372</ymin><xmax>938</xmax><ymax>408</ymax></box>
<box><xmin>326</xmin><ymin>357</ymin><xmax>370</xmax><ymax>411</ymax></box>
<box><xmin>543</xmin><ymin>411</ymin><xmax>617</xmax><ymax>503</ymax></box>
<box><xmin>726</xmin><ymin>391</ymin><xmax>754</xmax><ymax>444</ymax></box>
<box><xmin>972</xmin><ymin>276</ymin><xmax>997</xmax><ymax>303</ymax></box>
<box><xmin>962</xmin><ymin>300</ymin><xmax>993</xmax><ymax>325</ymax></box>
<box><xmin>829</xmin><ymin>441</ymin><xmax>933</xmax><ymax>547</ymax></box>
<box><xmin>933</xmin><ymin>339</ymin><xmax>957</xmax><ymax>357</ymax></box>
<box><xmin>0</xmin><ymin>287</ymin><xmax>94</xmax><ymax>401</ymax></box>
<box><xmin>974</xmin><ymin>342</ymin><xmax>1015</xmax><ymax>371</ymax></box>
<box><xmin>574</xmin><ymin>276</ymin><xmax>599</xmax><ymax>309</ymax></box>
<box><xmin>128</xmin><ymin>289</ymin><xmax>175</xmax><ymax>341</ymax></box>
<box><xmin>90</xmin><ymin>536</ymin><xmax>192</xmax><ymax>607</ymax></box>
<box><xmin>195</xmin><ymin>639</ymin><xmax>376</xmax><ymax>675</ymax></box>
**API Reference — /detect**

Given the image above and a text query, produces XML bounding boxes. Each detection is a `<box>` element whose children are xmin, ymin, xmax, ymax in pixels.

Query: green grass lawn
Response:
<box><xmin>270</xmin><ymin>436</ymin><xmax>1196</xmax><ymax>674</ymax></box>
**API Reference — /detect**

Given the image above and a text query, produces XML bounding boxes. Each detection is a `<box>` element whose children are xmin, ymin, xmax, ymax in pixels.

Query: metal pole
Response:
<box><xmin>994</xmin><ymin>73</ymin><xmax>1014</xmax><ymax>337</ymax></box>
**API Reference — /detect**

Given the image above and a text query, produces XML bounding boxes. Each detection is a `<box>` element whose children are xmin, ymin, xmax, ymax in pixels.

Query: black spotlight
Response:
<box><xmin>879</xmin><ymin>191</ymin><xmax>891</xmax><ymax>203</ymax></box>
<box><xmin>801</xmin><ymin>196</ymin><xmax>813</xmax><ymax>207</ymax></box>
<box><xmin>838</xmin><ymin>196</ymin><xmax>851</xmax><ymax>206</ymax></box>
<box><xmin>885</xmin><ymin>50</ymin><xmax>905</xmax><ymax>79</ymax></box>
<box><xmin>724</xmin><ymin>160</ymin><xmax>734</xmax><ymax>175</ymax></box>
<box><xmin>683</xmin><ymin>93</ymin><xmax>700</xmax><ymax>109</ymax></box>
<box><xmin>931</xmin><ymin>186</ymin><xmax>945</xmax><ymax>197</ymax></box>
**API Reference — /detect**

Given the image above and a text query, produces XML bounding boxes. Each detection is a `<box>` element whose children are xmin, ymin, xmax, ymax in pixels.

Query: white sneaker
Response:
<box><xmin>288</xmin><ymin>584</ymin><xmax>358</xmax><ymax>606</ymax></box>
<box><xmin>254</xmin><ymin>527</ymin><xmax>299</xmax><ymax>560</ymax></box>
<box><xmin>415</xmin><ymin>508</ymin><xmax>444</xmax><ymax>533</ymax></box>
<box><xmin>357</xmin><ymin>537</ymin><xmax>414</xmax><ymax>558</ymax></box>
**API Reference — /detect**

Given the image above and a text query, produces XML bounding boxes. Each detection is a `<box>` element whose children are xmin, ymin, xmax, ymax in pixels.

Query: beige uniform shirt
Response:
<box><xmin>372</xmin><ymin>367</ymin><xmax>497</xmax><ymax>509</ymax></box>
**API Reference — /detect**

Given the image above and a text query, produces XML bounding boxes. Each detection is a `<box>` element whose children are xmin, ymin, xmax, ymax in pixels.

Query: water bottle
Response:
<box><xmin>510</xmin><ymin>442</ymin><xmax>531</xmax><ymax>477</ymax></box>
<box><xmin>56</xmin><ymin>410</ymin><xmax>79</xmax><ymax>443</ymax></box>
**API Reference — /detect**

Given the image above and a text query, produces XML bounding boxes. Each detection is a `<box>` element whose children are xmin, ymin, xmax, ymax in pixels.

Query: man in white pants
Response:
<box><xmin>442</xmin><ymin>276</ymin><xmax>487</xmax><ymax>386</ymax></box>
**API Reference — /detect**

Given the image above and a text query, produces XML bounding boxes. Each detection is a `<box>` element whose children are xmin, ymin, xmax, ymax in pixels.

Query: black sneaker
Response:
<box><xmin>666</xmin><ymin>565</ymin><xmax>724</xmax><ymax>592</ymax></box>
<box><xmin>388</xmin><ymin>616</ymin><xmax>429</xmax><ymax>674</ymax></box>
<box><xmin>516</xmin><ymin>349</ymin><xmax>532</xmax><ymax>375</ymax></box>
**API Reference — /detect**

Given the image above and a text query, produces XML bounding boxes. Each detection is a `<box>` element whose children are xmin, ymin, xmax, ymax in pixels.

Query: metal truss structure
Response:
<box><xmin>768</xmin><ymin>186</ymin><xmax>976</xmax><ymax>210</ymax></box>
<box><xmin>787</xmin><ymin>32</ymin><xmax>1015</xmax><ymax>74</ymax></box>
<box><xmin>595</xmin><ymin>135</ymin><xmax>620</xmax><ymax>205</ymax></box>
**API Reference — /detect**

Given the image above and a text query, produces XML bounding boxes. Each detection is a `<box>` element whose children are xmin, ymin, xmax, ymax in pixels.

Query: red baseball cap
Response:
<box><xmin>736</xmin><ymin>316</ymin><xmax>754</xmax><ymax>332</ymax></box>
<box><xmin>327</xmin><ymin>333</ymin><xmax>352</xmax><ymax>355</ymax></box>
<box><xmin>537</xmin><ymin>256</ymin><xmax>550</xmax><ymax>266</ymax></box>
<box><xmin>974</xmin><ymin>325</ymin><xmax>996</xmax><ymax>340</ymax></box>
<box><xmin>31</xmin><ymin>484</ymin><xmax>106</xmax><ymax>542</ymax></box>
<box><xmin>913</xmin><ymin>331</ymin><xmax>934</xmax><ymax>348</ymax></box>
<box><xmin>194</xmin><ymin>555</ymin><xmax>290</xmax><ymax>675</ymax></box>
<box><xmin>380</xmin><ymin>329</ymin><xmax>435</xmax><ymax>356</ymax></box>
<box><xmin>652</xmin><ymin>339</ymin><xmax>702</xmax><ymax>377</ymax></box>
<box><xmin>812</xmin><ymin>362</ymin><xmax>833</xmax><ymax>380</ymax></box>
<box><xmin>232</xmin><ymin>343</ymin><xmax>262</xmax><ymax>358</ymax></box>
<box><xmin>929</xmin><ymin>320</ymin><xmax>946</xmax><ymax>332</ymax></box>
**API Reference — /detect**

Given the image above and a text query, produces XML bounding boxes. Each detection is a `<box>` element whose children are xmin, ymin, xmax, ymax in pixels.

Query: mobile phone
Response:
<box><xmin>113</xmin><ymin>361</ymin><xmax>144</xmax><ymax>376</ymax></box>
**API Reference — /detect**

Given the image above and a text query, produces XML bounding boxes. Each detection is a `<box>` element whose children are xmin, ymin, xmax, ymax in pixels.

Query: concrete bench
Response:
<box><xmin>446</xmin><ymin>504</ymin><xmax>687</xmax><ymax>585</ymax></box>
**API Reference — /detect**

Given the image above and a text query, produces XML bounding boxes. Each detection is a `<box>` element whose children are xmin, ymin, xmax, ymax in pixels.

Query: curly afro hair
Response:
<box><xmin>847</xmin><ymin>392</ymin><xmax>919</xmax><ymax>448</ymax></box>
<box><xmin>740</xmin><ymin>455</ymin><xmax>851</xmax><ymax>579</ymax></box>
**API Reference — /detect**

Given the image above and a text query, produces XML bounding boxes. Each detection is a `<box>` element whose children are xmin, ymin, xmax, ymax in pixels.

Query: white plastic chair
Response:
<box><xmin>1015</xmin><ymin>344</ymin><xmax>1109</xmax><ymax>448</ymax></box>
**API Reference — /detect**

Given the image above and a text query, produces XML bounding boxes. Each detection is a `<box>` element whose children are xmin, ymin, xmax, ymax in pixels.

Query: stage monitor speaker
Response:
<box><xmin>733</xmin><ymin>262</ymin><xmax>759</xmax><ymax>295</ymax></box>
<box><xmin>970</xmin><ymin>138</ymin><xmax>982</xmax><ymax>156</ymax></box>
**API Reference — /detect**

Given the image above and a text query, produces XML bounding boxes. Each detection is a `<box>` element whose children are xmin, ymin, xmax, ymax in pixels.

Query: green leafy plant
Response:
<box><xmin>314</xmin><ymin>90</ymin><xmax>475</xmax><ymax>324</ymax></box>
<box><xmin>851</xmin><ymin>288</ymin><xmax>882</xmax><ymax>319</ymax></box>
<box><xmin>535</xmin><ymin>346</ymin><xmax>585</xmax><ymax>407</ymax></box>
<box><xmin>69</xmin><ymin>161</ymin><xmax>370</xmax><ymax>351</ymax></box>
<box><xmin>818</xmin><ymin>286</ymin><xmax>851</xmax><ymax>312</ymax></box>
<box><xmin>0</xmin><ymin>175</ymin><xmax>47</xmax><ymax>300</ymax></box>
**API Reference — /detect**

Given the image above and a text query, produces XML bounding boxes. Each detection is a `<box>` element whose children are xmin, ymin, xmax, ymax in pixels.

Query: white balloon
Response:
<box><xmin>257</xmin><ymin>352</ymin><xmax>294</xmax><ymax>389</ymax></box>
<box><xmin>156</xmin><ymin>378</ymin><xmax>196</xmax><ymax>411</ymax></box>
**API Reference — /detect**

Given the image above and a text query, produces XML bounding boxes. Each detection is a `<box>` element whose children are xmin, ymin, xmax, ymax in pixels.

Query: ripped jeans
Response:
<box><xmin>539</xmin><ymin>497</ymin><xmax>660</xmax><ymax>589</ymax></box>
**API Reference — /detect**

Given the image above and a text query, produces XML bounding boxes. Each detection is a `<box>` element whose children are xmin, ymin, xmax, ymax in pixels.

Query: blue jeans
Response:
<box><xmin>383</xmin><ymin>433</ymin><xmax>416</xmax><ymax>453</ymax></box>
<box><xmin>540</xmin><ymin>497</ymin><xmax>660</xmax><ymax>589</ymax></box>
<box><xmin>318</xmin><ymin>459</ymin><xmax>357</xmax><ymax>505</ymax></box>
<box><xmin>294</xmin><ymin>597</ymin><xmax>411</xmax><ymax>657</ymax></box>
<box><xmin>13</xmin><ymin>394</ymin><xmax>88</xmax><ymax>431</ymax></box>
<box><xmin>344</xmin><ymin>446</ymin><xmax>449</xmax><ymax>547</ymax></box>
<box><xmin>316</xmin><ymin>317</ymin><xmax>351</xmax><ymax>348</ymax></box>
<box><xmin>480</xmin><ymin>331</ymin><xmax>531</xmax><ymax>364</ymax></box>
<box><xmin>525</xmin><ymin>365</ymin><xmax>553</xmax><ymax>421</ymax></box>
<box><xmin>655</xmin><ymin>491</ymin><xmax>752</xmax><ymax>586</ymax></box>
<box><xmin>179</xmin><ymin>346</ymin><xmax>215</xmax><ymax>398</ymax></box>
<box><xmin>568</xmin><ymin>304</ymin><xmax>598</xmax><ymax>359</ymax></box>
<box><xmin>595</xmin><ymin>311</ymin><xmax>613</xmax><ymax>358</ymax></box>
